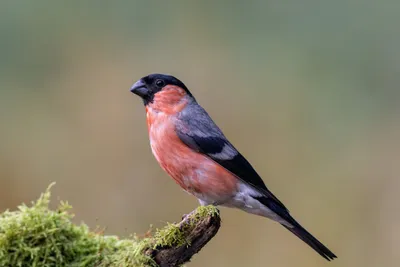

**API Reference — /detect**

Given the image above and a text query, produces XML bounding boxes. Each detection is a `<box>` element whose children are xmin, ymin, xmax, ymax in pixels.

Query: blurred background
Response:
<box><xmin>1</xmin><ymin>1</ymin><xmax>399</xmax><ymax>266</ymax></box>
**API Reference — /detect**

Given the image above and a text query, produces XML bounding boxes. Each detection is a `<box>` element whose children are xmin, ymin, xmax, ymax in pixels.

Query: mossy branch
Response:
<box><xmin>0</xmin><ymin>184</ymin><xmax>221</xmax><ymax>267</ymax></box>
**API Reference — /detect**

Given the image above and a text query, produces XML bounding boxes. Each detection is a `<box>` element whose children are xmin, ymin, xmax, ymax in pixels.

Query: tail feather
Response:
<box><xmin>282</xmin><ymin>222</ymin><xmax>337</xmax><ymax>261</ymax></box>
<box><xmin>254</xmin><ymin>196</ymin><xmax>337</xmax><ymax>260</ymax></box>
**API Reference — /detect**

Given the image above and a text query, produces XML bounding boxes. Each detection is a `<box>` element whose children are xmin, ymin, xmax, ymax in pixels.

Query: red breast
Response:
<box><xmin>145</xmin><ymin>87</ymin><xmax>238</xmax><ymax>199</ymax></box>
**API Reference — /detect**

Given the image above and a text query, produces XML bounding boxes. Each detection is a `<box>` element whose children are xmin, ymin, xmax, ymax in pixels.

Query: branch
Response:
<box><xmin>0</xmin><ymin>184</ymin><xmax>221</xmax><ymax>267</ymax></box>
<box><xmin>150</xmin><ymin>209</ymin><xmax>221</xmax><ymax>267</ymax></box>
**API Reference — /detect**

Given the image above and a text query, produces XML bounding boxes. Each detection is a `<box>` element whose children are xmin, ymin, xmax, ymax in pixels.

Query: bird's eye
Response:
<box><xmin>155</xmin><ymin>79</ymin><xmax>165</xmax><ymax>88</ymax></box>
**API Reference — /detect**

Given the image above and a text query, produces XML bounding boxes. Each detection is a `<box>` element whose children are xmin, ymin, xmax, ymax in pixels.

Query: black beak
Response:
<box><xmin>130</xmin><ymin>79</ymin><xmax>149</xmax><ymax>98</ymax></box>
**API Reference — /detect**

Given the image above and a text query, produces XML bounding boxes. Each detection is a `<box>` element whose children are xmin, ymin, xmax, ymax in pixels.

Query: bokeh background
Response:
<box><xmin>1</xmin><ymin>1</ymin><xmax>399</xmax><ymax>266</ymax></box>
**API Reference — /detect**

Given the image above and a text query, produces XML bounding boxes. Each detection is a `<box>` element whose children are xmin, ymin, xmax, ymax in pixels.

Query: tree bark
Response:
<box><xmin>148</xmin><ymin>210</ymin><xmax>221</xmax><ymax>267</ymax></box>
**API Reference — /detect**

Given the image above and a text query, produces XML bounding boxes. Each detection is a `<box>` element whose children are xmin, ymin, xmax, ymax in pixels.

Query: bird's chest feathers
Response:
<box><xmin>145</xmin><ymin>106</ymin><xmax>238</xmax><ymax>202</ymax></box>
<box><xmin>146</xmin><ymin>109</ymin><xmax>189</xmax><ymax>177</ymax></box>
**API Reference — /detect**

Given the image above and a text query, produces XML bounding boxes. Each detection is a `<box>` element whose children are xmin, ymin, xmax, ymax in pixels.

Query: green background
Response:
<box><xmin>1</xmin><ymin>1</ymin><xmax>399</xmax><ymax>266</ymax></box>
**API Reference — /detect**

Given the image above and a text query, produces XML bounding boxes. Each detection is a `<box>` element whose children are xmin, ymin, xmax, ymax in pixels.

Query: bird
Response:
<box><xmin>130</xmin><ymin>73</ymin><xmax>337</xmax><ymax>261</ymax></box>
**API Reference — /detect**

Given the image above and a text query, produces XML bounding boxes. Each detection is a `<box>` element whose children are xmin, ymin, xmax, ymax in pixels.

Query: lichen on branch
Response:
<box><xmin>0</xmin><ymin>184</ymin><xmax>221</xmax><ymax>267</ymax></box>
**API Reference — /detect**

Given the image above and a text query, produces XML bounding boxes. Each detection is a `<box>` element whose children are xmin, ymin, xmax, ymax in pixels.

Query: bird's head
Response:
<box><xmin>130</xmin><ymin>74</ymin><xmax>193</xmax><ymax>107</ymax></box>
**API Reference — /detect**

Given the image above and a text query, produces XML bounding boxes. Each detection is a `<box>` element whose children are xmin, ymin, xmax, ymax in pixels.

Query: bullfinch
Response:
<box><xmin>130</xmin><ymin>73</ymin><xmax>337</xmax><ymax>261</ymax></box>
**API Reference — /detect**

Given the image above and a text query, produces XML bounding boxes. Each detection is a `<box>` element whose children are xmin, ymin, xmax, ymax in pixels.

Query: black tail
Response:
<box><xmin>253</xmin><ymin>196</ymin><xmax>336</xmax><ymax>260</ymax></box>
<box><xmin>282</xmin><ymin>221</ymin><xmax>337</xmax><ymax>261</ymax></box>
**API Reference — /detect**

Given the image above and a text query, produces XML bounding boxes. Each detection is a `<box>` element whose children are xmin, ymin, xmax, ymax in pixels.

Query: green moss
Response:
<box><xmin>152</xmin><ymin>205</ymin><xmax>219</xmax><ymax>249</ymax></box>
<box><xmin>0</xmin><ymin>184</ymin><xmax>219</xmax><ymax>267</ymax></box>
<box><xmin>153</xmin><ymin>223</ymin><xmax>187</xmax><ymax>249</ymax></box>
<box><xmin>0</xmin><ymin>184</ymin><xmax>153</xmax><ymax>267</ymax></box>
<box><xmin>99</xmin><ymin>237</ymin><xmax>156</xmax><ymax>267</ymax></box>
<box><xmin>191</xmin><ymin>205</ymin><xmax>219</xmax><ymax>221</ymax></box>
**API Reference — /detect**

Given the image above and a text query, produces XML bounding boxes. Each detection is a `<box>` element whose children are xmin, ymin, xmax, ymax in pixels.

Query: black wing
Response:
<box><xmin>176</xmin><ymin>103</ymin><xmax>288</xmax><ymax>211</ymax></box>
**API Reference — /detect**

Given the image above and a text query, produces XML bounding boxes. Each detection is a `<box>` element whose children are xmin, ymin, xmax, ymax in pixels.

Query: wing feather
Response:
<box><xmin>176</xmin><ymin>103</ymin><xmax>288</xmax><ymax>211</ymax></box>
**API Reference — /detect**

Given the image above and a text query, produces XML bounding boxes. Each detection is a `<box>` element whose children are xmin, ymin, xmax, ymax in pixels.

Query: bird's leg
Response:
<box><xmin>198</xmin><ymin>199</ymin><xmax>210</xmax><ymax>206</ymax></box>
